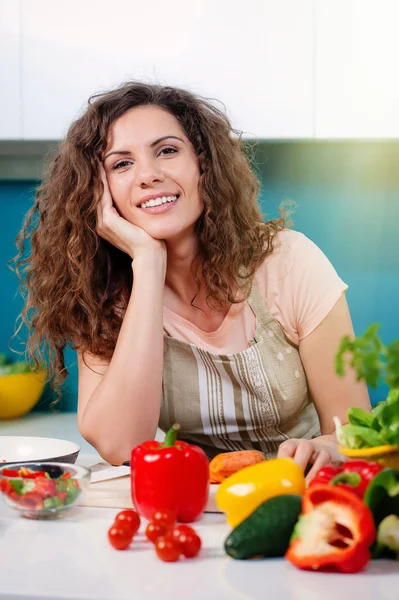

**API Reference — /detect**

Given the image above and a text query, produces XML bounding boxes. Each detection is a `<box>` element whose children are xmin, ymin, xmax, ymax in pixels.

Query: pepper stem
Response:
<box><xmin>331</xmin><ymin>472</ymin><xmax>361</xmax><ymax>488</ymax></box>
<box><xmin>161</xmin><ymin>424</ymin><xmax>180</xmax><ymax>448</ymax></box>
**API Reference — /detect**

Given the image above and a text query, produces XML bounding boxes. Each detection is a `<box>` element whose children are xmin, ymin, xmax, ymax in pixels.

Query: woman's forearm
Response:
<box><xmin>79</xmin><ymin>255</ymin><xmax>166</xmax><ymax>464</ymax></box>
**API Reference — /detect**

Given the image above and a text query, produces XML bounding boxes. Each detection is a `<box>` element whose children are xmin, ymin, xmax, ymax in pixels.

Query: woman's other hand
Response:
<box><xmin>277</xmin><ymin>436</ymin><xmax>343</xmax><ymax>485</ymax></box>
<box><xmin>96</xmin><ymin>165</ymin><xmax>165</xmax><ymax>260</ymax></box>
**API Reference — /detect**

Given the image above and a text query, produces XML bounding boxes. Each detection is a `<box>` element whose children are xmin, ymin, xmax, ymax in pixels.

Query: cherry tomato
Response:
<box><xmin>172</xmin><ymin>525</ymin><xmax>201</xmax><ymax>558</ymax></box>
<box><xmin>178</xmin><ymin>532</ymin><xmax>201</xmax><ymax>558</ymax></box>
<box><xmin>171</xmin><ymin>524</ymin><xmax>197</xmax><ymax>540</ymax></box>
<box><xmin>18</xmin><ymin>492</ymin><xmax>44</xmax><ymax>510</ymax></box>
<box><xmin>145</xmin><ymin>521</ymin><xmax>170</xmax><ymax>543</ymax></box>
<box><xmin>107</xmin><ymin>522</ymin><xmax>133</xmax><ymax>550</ymax></box>
<box><xmin>152</xmin><ymin>508</ymin><xmax>176</xmax><ymax>529</ymax></box>
<box><xmin>0</xmin><ymin>479</ymin><xmax>12</xmax><ymax>493</ymax></box>
<box><xmin>115</xmin><ymin>509</ymin><xmax>141</xmax><ymax>535</ymax></box>
<box><xmin>155</xmin><ymin>535</ymin><xmax>181</xmax><ymax>562</ymax></box>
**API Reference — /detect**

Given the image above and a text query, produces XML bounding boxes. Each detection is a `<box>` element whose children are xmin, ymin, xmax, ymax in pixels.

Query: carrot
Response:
<box><xmin>209</xmin><ymin>450</ymin><xmax>265</xmax><ymax>483</ymax></box>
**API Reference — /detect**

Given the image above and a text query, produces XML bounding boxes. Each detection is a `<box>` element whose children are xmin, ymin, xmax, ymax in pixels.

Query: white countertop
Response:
<box><xmin>0</xmin><ymin>413</ymin><xmax>398</xmax><ymax>600</ymax></box>
<box><xmin>0</xmin><ymin>502</ymin><xmax>397</xmax><ymax>600</ymax></box>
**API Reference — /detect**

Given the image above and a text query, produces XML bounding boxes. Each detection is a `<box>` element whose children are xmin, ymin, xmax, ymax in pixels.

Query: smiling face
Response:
<box><xmin>103</xmin><ymin>105</ymin><xmax>203</xmax><ymax>242</ymax></box>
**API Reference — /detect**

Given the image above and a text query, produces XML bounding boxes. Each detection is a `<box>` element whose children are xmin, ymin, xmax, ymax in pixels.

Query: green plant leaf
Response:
<box><xmin>377</xmin><ymin>398</ymin><xmax>399</xmax><ymax>428</ymax></box>
<box><xmin>335</xmin><ymin>324</ymin><xmax>386</xmax><ymax>388</ymax></box>
<box><xmin>380</xmin><ymin>423</ymin><xmax>399</xmax><ymax>446</ymax></box>
<box><xmin>347</xmin><ymin>407</ymin><xmax>379</xmax><ymax>430</ymax></box>
<box><xmin>339</xmin><ymin>424</ymin><xmax>384</xmax><ymax>449</ymax></box>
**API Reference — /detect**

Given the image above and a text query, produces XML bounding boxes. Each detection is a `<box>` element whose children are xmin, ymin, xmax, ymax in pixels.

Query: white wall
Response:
<box><xmin>0</xmin><ymin>0</ymin><xmax>22</xmax><ymax>138</ymax></box>
<box><xmin>315</xmin><ymin>0</ymin><xmax>399</xmax><ymax>138</ymax></box>
<box><xmin>1</xmin><ymin>0</ymin><xmax>398</xmax><ymax>139</ymax></box>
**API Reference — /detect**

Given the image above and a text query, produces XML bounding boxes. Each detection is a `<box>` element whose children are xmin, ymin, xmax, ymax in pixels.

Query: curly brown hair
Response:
<box><xmin>13</xmin><ymin>81</ymin><xmax>286</xmax><ymax>395</ymax></box>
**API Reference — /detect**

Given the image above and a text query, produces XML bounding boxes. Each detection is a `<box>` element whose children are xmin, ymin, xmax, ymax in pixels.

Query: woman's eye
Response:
<box><xmin>158</xmin><ymin>147</ymin><xmax>177</xmax><ymax>156</ymax></box>
<box><xmin>112</xmin><ymin>160</ymin><xmax>132</xmax><ymax>171</ymax></box>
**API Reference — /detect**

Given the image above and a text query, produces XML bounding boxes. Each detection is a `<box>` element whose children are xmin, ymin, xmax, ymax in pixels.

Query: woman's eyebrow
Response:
<box><xmin>150</xmin><ymin>135</ymin><xmax>185</xmax><ymax>147</ymax></box>
<box><xmin>103</xmin><ymin>150</ymin><xmax>131</xmax><ymax>161</ymax></box>
<box><xmin>104</xmin><ymin>136</ymin><xmax>185</xmax><ymax>161</ymax></box>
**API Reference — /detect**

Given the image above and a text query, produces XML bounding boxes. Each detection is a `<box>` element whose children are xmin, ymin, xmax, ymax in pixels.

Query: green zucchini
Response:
<box><xmin>224</xmin><ymin>494</ymin><xmax>302</xmax><ymax>560</ymax></box>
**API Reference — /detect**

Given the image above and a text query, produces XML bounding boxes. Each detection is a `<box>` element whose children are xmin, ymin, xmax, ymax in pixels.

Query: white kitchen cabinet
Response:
<box><xmin>0</xmin><ymin>0</ymin><xmax>22</xmax><ymax>138</ymax></box>
<box><xmin>21</xmin><ymin>0</ymin><xmax>314</xmax><ymax>140</ymax></box>
<box><xmin>315</xmin><ymin>0</ymin><xmax>399</xmax><ymax>138</ymax></box>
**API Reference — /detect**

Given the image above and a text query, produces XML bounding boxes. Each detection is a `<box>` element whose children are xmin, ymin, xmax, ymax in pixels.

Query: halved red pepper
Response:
<box><xmin>309</xmin><ymin>460</ymin><xmax>384</xmax><ymax>497</ymax></box>
<box><xmin>130</xmin><ymin>424</ymin><xmax>209</xmax><ymax>522</ymax></box>
<box><xmin>285</xmin><ymin>484</ymin><xmax>376</xmax><ymax>573</ymax></box>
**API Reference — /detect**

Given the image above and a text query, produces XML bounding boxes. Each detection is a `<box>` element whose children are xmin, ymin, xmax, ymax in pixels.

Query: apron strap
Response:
<box><xmin>247</xmin><ymin>280</ymin><xmax>276</xmax><ymax>328</ymax></box>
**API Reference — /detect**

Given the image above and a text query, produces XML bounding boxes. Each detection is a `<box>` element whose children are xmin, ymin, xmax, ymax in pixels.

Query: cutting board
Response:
<box><xmin>79</xmin><ymin>475</ymin><xmax>221</xmax><ymax>513</ymax></box>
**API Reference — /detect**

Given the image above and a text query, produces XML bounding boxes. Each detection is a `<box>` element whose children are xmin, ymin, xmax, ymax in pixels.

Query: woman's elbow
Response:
<box><xmin>78</xmin><ymin>420</ymin><xmax>129</xmax><ymax>466</ymax></box>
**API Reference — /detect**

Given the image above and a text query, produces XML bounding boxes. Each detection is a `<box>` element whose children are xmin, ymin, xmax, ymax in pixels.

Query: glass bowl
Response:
<box><xmin>0</xmin><ymin>461</ymin><xmax>90</xmax><ymax>519</ymax></box>
<box><xmin>338</xmin><ymin>444</ymin><xmax>399</xmax><ymax>469</ymax></box>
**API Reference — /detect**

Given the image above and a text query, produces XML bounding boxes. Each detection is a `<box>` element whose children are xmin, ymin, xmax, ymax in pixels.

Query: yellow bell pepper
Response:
<box><xmin>215</xmin><ymin>457</ymin><xmax>306</xmax><ymax>528</ymax></box>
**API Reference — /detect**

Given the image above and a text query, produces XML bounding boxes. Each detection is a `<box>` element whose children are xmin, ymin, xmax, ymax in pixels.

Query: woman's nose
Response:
<box><xmin>133</xmin><ymin>157</ymin><xmax>165</xmax><ymax>187</ymax></box>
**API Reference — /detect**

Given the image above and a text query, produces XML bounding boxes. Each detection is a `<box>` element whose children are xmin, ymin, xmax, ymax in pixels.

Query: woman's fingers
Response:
<box><xmin>278</xmin><ymin>438</ymin><xmax>334</xmax><ymax>481</ymax></box>
<box><xmin>98</xmin><ymin>164</ymin><xmax>113</xmax><ymax>208</ymax></box>
<box><xmin>292</xmin><ymin>441</ymin><xmax>315</xmax><ymax>472</ymax></box>
<box><xmin>96</xmin><ymin>165</ymin><xmax>125</xmax><ymax>243</ymax></box>
<box><xmin>277</xmin><ymin>439</ymin><xmax>297</xmax><ymax>459</ymax></box>
<box><xmin>94</xmin><ymin>164</ymin><xmax>166</xmax><ymax>259</ymax></box>
<box><xmin>97</xmin><ymin>165</ymin><xmax>114</xmax><ymax>227</ymax></box>
<box><xmin>305</xmin><ymin>448</ymin><xmax>332</xmax><ymax>484</ymax></box>
<box><xmin>278</xmin><ymin>439</ymin><xmax>314</xmax><ymax>471</ymax></box>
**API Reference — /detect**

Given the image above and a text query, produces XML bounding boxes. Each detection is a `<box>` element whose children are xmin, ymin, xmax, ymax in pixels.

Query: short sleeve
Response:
<box><xmin>254</xmin><ymin>230</ymin><xmax>348</xmax><ymax>345</ymax></box>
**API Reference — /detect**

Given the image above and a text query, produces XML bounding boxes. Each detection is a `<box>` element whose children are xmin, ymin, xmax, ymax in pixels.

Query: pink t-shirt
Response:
<box><xmin>163</xmin><ymin>230</ymin><xmax>348</xmax><ymax>354</ymax></box>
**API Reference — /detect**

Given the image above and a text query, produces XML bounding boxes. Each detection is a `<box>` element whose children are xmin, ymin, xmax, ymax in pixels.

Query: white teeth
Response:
<box><xmin>140</xmin><ymin>195</ymin><xmax>178</xmax><ymax>209</ymax></box>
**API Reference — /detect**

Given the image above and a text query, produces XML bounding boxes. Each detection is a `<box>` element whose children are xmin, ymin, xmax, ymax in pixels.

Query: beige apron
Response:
<box><xmin>159</xmin><ymin>282</ymin><xmax>320</xmax><ymax>459</ymax></box>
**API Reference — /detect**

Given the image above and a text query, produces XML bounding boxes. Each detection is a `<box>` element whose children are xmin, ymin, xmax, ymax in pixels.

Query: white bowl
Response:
<box><xmin>0</xmin><ymin>436</ymin><xmax>80</xmax><ymax>466</ymax></box>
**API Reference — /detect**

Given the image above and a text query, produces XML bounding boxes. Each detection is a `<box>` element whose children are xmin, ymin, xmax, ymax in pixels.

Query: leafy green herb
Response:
<box><xmin>335</xmin><ymin>324</ymin><xmax>399</xmax><ymax>449</ymax></box>
<box><xmin>335</xmin><ymin>324</ymin><xmax>385</xmax><ymax>388</ymax></box>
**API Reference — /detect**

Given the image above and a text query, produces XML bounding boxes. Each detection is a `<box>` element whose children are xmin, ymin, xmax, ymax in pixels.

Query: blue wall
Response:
<box><xmin>1</xmin><ymin>141</ymin><xmax>398</xmax><ymax>410</ymax></box>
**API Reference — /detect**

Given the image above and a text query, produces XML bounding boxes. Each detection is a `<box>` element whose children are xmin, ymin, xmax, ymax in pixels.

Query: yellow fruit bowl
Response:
<box><xmin>0</xmin><ymin>370</ymin><xmax>47</xmax><ymax>419</ymax></box>
<box><xmin>339</xmin><ymin>443</ymin><xmax>399</xmax><ymax>470</ymax></box>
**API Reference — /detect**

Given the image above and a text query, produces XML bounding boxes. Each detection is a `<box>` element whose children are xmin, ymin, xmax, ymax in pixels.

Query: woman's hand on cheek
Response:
<box><xmin>96</xmin><ymin>165</ymin><xmax>166</xmax><ymax>260</ymax></box>
<box><xmin>277</xmin><ymin>437</ymin><xmax>342</xmax><ymax>485</ymax></box>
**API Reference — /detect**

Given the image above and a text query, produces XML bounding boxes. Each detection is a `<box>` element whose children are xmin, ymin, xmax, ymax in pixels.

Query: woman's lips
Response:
<box><xmin>139</xmin><ymin>197</ymin><xmax>179</xmax><ymax>214</ymax></box>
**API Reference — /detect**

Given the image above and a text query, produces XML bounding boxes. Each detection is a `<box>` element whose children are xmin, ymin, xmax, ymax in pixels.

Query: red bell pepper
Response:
<box><xmin>130</xmin><ymin>424</ymin><xmax>209</xmax><ymax>523</ymax></box>
<box><xmin>309</xmin><ymin>460</ymin><xmax>384</xmax><ymax>497</ymax></box>
<box><xmin>285</xmin><ymin>484</ymin><xmax>376</xmax><ymax>573</ymax></box>
<box><xmin>1</xmin><ymin>469</ymin><xmax>20</xmax><ymax>478</ymax></box>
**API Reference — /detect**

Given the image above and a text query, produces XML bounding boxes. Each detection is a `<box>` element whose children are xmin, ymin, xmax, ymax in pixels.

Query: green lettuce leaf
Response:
<box><xmin>338</xmin><ymin>424</ymin><xmax>384</xmax><ymax>449</ymax></box>
<box><xmin>348</xmin><ymin>407</ymin><xmax>380</xmax><ymax>430</ymax></box>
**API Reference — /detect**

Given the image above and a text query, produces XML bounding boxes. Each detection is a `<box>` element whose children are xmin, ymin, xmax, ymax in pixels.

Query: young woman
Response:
<box><xmin>16</xmin><ymin>82</ymin><xmax>370</xmax><ymax>480</ymax></box>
